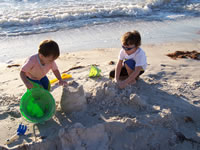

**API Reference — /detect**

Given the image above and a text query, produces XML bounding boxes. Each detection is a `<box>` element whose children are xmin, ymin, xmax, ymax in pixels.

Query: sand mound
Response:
<box><xmin>1</xmin><ymin>42</ymin><xmax>200</xmax><ymax>150</ymax></box>
<box><xmin>60</xmin><ymin>82</ymin><xmax>87</xmax><ymax>114</ymax></box>
<box><xmin>2</xmin><ymin>77</ymin><xmax>200</xmax><ymax>150</ymax></box>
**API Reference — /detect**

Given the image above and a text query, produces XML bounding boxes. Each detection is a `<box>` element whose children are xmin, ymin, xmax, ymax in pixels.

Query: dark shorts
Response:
<box><xmin>27</xmin><ymin>76</ymin><xmax>50</xmax><ymax>90</ymax></box>
<box><xmin>124</xmin><ymin>59</ymin><xmax>136</xmax><ymax>70</ymax></box>
<box><xmin>109</xmin><ymin>59</ymin><xmax>144</xmax><ymax>79</ymax></box>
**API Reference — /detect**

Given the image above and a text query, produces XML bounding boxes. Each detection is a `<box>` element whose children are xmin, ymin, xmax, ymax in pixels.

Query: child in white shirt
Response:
<box><xmin>109</xmin><ymin>30</ymin><xmax>147</xmax><ymax>89</ymax></box>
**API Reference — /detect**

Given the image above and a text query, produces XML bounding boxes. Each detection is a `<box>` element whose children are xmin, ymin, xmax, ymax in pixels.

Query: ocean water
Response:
<box><xmin>0</xmin><ymin>0</ymin><xmax>200</xmax><ymax>62</ymax></box>
<box><xmin>1</xmin><ymin>0</ymin><xmax>200</xmax><ymax>37</ymax></box>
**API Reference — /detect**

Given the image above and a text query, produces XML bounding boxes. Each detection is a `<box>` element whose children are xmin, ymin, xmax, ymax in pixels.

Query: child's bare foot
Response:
<box><xmin>129</xmin><ymin>79</ymin><xmax>136</xmax><ymax>85</ymax></box>
<box><xmin>119</xmin><ymin>75</ymin><xmax>128</xmax><ymax>81</ymax></box>
<box><xmin>135</xmin><ymin>76</ymin><xmax>140</xmax><ymax>80</ymax></box>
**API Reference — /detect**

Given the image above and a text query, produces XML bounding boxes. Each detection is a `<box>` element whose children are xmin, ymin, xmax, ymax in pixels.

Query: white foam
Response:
<box><xmin>0</xmin><ymin>17</ymin><xmax>200</xmax><ymax>63</ymax></box>
<box><xmin>0</xmin><ymin>0</ymin><xmax>199</xmax><ymax>36</ymax></box>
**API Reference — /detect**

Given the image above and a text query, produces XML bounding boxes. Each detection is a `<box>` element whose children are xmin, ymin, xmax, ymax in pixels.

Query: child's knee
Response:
<box><xmin>124</xmin><ymin>59</ymin><xmax>135</xmax><ymax>70</ymax></box>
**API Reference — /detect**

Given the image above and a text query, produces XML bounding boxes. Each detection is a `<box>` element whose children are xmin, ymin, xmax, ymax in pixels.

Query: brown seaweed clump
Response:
<box><xmin>167</xmin><ymin>50</ymin><xmax>200</xmax><ymax>60</ymax></box>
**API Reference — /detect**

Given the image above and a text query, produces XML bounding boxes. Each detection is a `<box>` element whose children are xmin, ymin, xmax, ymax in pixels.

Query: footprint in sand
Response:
<box><xmin>7</xmin><ymin>110</ymin><xmax>21</xmax><ymax>118</ymax></box>
<box><xmin>193</xmin><ymin>100</ymin><xmax>200</xmax><ymax>105</ymax></box>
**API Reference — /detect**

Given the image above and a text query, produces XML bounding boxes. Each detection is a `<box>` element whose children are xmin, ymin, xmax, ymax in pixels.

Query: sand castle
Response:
<box><xmin>60</xmin><ymin>82</ymin><xmax>87</xmax><ymax>114</ymax></box>
<box><xmin>1</xmin><ymin>42</ymin><xmax>200</xmax><ymax>149</ymax></box>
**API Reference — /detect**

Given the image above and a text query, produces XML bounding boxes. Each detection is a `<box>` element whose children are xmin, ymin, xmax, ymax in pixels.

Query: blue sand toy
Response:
<box><xmin>5</xmin><ymin>123</ymin><xmax>27</xmax><ymax>145</ymax></box>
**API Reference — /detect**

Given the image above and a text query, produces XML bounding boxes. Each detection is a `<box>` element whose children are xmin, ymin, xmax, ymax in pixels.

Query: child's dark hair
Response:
<box><xmin>121</xmin><ymin>30</ymin><xmax>141</xmax><ymax>47</ymax></box>
<box><xmin>38</xmin><ymin>40</ymin><xmax>60</xmax><ymax>59</ymax></box>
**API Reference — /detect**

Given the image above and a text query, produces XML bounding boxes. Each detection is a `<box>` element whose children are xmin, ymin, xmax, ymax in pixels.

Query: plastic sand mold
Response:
<box><xmin>20</xmin><ymin>87</ymin><xmax>55</xmax><ymax>123</ymax></box>
<box><xmin>50</xmin><ymin>73</ymin><xmax>72</xmax><ymax>84</ymax></box>
<box><xmin>89</xmin><ymin>65</ymin><xmax>101</xmax><ymax>77</ymax></box>
<box><xmin>5</xmin><ymin>124</ymin><xmax>27</xmax><ymax>145</ymax></box>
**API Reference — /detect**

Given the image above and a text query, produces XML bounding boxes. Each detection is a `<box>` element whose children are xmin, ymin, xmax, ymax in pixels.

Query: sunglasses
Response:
<box><xmin>122</xmin><ymin>45</ymin><xmax>135</xmax><ymax>51</ymax></box>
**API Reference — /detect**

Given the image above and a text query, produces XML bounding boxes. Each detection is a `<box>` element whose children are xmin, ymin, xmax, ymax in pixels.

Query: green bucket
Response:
<box><xmin>20</xmin><ymin>85</ymin><xmax>55</xmax><ymax>123</ymax></box>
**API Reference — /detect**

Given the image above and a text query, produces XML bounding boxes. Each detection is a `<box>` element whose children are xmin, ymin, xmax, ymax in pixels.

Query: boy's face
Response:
<box><xmin>39</xmin><ymin>54</ymin><xmax>56</xmax><ymax>65</ymax></box>
<box><xmin>122</xmin><ymin>44</ymin><xmax>137</xmax><ymax>55</ymax></box>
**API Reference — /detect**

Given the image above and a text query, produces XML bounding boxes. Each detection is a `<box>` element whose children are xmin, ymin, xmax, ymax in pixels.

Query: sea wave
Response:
<box><xmin>0</xmin><ymin>0</ymin><xmax>199</xmax><ymax>36</ymax></box>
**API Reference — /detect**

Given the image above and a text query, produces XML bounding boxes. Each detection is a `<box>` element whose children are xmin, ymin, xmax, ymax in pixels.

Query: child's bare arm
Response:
<box><xmin>20</xmin><ymin>71</ymin><xmax>33</xmax><ymax>89</ymax></box>
<box><xmin>115</xmin><ymin>60</ymin><xmax>123</xmax><ymax>82</ymax></box>
<box><xmin>52</xmin><ymin>69</ymin><xmax>67</xmax><ymax>85</ymax></box>
<box><xmin>52</xmin><ymin>69</ymin><xmax>62</xmax><ymax>80</ymax></box>
<box><xmin>125</xmin><ymin>66</ymin><xmax>142</xmax><ymax>83</ymax></box>
<box><xmin>119</xmin><ymin>66</ymin><xmax>142</xmax><ymax>89</ymax></box>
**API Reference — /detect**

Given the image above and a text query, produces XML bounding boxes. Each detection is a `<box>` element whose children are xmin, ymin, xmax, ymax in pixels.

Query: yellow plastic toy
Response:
<box><xmin>50</xmin><ymin>73</ymin><xmax>72</xmax><ymax>84</ymax></box>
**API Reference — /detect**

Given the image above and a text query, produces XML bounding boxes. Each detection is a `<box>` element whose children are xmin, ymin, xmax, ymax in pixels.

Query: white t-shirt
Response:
<box><xmin>118</xmin><ymin>47</ymin><xmax>147</xmax><ymax>70</ymax></box>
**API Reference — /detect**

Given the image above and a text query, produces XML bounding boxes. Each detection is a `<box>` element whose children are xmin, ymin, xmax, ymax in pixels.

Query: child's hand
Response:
<box><xmin>58</xmin><ymin>79</ymin><xmax>68</xmax><ymax>86</ymax></box>
<box><xmin>118</xmin><ymin>80</ymin><xmax>136</xmax><ymax>89</ymax></box>
<box><xmin>26</xmin><ymin>82</ymin><xmax>33</xmax><ymax>89</ymax></box>
<box><xmin>118</xmin><ymin>81</ymin><xmax>128</xmax><ymax>89</ymax></box>
<box><xmin>114</xmin><ymin>78</ymin><xmax>120</xmax><ymax>83</ymax></box>
<box><xmin>115</xmin><ymin>79</ymin><xmax>126</xmax><ymax>88</ymax></box>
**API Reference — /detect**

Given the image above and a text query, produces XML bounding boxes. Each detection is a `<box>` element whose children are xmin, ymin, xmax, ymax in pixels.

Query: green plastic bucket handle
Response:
<box><xmin>28</xmin><ymin>79</ymin><xmax>51</xmax><ymax>91</ymax></box>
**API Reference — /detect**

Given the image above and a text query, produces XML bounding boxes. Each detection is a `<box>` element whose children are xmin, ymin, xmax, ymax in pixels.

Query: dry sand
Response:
<box><xmin>0</xmin><ymin>41</ymin><xmax>200</xmax><ymax>150</ymax></box>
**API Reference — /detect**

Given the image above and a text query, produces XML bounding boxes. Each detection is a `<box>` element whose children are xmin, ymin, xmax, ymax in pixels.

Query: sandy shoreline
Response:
<box><xmin>0</xmin><ymin>40</ymin><xmax>200</xmax><ymax>150</ymax></box>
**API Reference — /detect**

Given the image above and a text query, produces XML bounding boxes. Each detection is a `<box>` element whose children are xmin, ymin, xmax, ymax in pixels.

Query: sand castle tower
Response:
<box><xmin>60</xmin><ymin>84</ymin><xmax>87</xmax><ymax>114</ymax></box>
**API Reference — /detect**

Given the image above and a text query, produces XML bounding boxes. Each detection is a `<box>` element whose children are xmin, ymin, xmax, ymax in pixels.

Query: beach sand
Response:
<box><xmin>0</xmin><ymin>40</ymin><xmax>200</xmax><ymax>150</ymax></box>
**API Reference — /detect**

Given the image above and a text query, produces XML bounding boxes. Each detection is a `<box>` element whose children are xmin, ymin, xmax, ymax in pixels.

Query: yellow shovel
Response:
<box><xmin>50</xmin><ymin>73</ymin><xmax>72</xmax><ymax>84</ymax></box>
